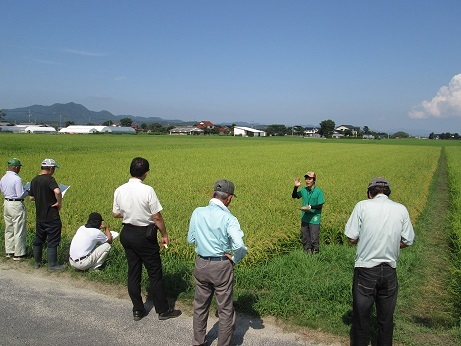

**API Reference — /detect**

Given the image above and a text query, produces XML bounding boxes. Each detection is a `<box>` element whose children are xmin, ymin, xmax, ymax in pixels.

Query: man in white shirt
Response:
<box><xmin>113</xmin><ymin>157</ymin><xmax>181</xmax><ymax>321</ymax></box>
<box><xmin>0</xmin><ymin>158</ymin><xmax>27</xmax><ymax>260</ymax></box>
<box><xmin>345</xmin><ymin>177</ymin><xmax>415</xmax><ymax>346</ymax></box>
<box><xmin>69</xmin><ymin>212</ymin><xmax>113</xmax><ymax>271</ymax></box>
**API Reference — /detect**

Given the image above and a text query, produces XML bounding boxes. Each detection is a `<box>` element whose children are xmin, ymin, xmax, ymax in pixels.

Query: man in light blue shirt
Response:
<box><xmin>188</xmin><ymin>179</ymin><xmax>247</xmax><ymax>346</ymax></box>
<box><xmin>345</xmin><ymin>177</ymin><xmax>415</xmax><ymax>346</ymax></box>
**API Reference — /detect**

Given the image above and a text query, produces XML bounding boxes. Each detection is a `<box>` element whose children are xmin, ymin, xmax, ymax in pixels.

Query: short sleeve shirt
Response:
<box><xmin>344</xmin><ymin>194</ymin><xmax>415</xmax><ymax>268</ymax></box>
<box><xmin>297</xmin><ymin>186</ymin><xmax>325</xmax><ymax>224</ymax></box>
<box><xmin>29</xmin><ymin>174</ymin><xmax>60</xmax><ymax>222</ymax></box>
<box><xmin>113</xmin><ymin>178</ymin><xmax>163</xmax><ymax>226</ymax></box>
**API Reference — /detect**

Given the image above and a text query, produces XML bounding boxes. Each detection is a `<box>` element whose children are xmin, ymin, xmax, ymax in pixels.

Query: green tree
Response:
<box><xmin>140</xmin><ymin>123</ymin><xmax>147</xmax><ymax>131</ymax></box>
<box><xmin>0</xmin><ymin>109</ymin><xmax>5</xmax><ymax>120</ymax></box>
<box><xmin>265</xmin><ymin>124</ymin><xmax>287</xmax><ymax>136</ymax></box>
<box><xmin>290</xmin><ymin>125</ymin><xmax>304</xmax><ymax>136</ymax></box>
<box><xmin>120</xmin><ymin>117</ymin><xmax>133</xmax><ymax>127</ymax></box>
<box><xmin>363</xmin><ymin>125</ymin><xmax>369</xmax><ymax>134</ymax></box>
<box><xmin>319</xmin><ymin>119</ymin><xmax>335</xmax><ymax>138</ymax></box>
<box><xmin>103</xmin><ymin>120</ymin><xmax>114</xmax><ymax>126</ymax></box>
<box><xmin>65</xmin><ymin>121</ymin><xmax>75</xmax><ymax>127</ymax></box>
<box><xmin>391</xmin><ymin>131</ymin><xmax>410</xmax><ymax>138</ymax></box>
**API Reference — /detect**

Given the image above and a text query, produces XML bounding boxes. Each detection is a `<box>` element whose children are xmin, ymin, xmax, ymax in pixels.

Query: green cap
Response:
<box><xmin>7</xmin><ymin>158</ymin><xmax>22</xmax><ymax>167</ymax></box>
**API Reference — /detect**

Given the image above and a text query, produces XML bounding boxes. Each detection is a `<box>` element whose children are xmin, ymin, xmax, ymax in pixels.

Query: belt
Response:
<box><xmin>5</xmin><ymin>198</ymin><xmax>24</xmax><ymax>202</ymax></box>
<box><xmin>198</xmin><ymin>255</ymin><xmax>229</xmax><ymax>261</ymax></box>
<box><xmin>70</xmin><ymin>254</ymin><xmax>90</xmax><ymax>262</ymax></box>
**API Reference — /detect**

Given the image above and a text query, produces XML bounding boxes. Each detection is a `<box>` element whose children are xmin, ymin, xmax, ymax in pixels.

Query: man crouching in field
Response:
<box><xmin>345</xmin><ymin>177</ymin><xmax>415</xmax><ymax>346</ymax></box>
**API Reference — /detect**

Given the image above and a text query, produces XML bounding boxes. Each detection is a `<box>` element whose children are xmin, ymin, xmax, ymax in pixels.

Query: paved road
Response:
<box><xmin>0</xmin><ymin>261</ymin><xmax>343</xmax><ymax>346</ymax></box>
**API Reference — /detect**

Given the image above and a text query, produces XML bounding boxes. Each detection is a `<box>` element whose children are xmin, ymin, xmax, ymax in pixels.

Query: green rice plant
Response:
<box><xmin>0</xmin><ymin>134</ymin><xmax>440</xmax><ymax>266</ymax></box>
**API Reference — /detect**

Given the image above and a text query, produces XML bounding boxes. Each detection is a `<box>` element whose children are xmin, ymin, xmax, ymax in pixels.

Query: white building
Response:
<box><xmin>303</xmin><ymin>127</ymin><xmax>320</xmax><ymax>137</ymax></box>
<box><xmin>59</xmin><ymin>125</ymin><xmax>135</xmax><ymax>134</ymax></box>
<box><xmin>24</xmin><ymin>125</ymin><xmax>57</xmax><ymax>133</ymax></box>
<box><xmin>233</xmin><ymin>126</ymin><xmax>266</xmax><ymax>137</ymax></box>
<box><xmin>108</xmin><ymin>126</ymin><xmax>136</xmax><ymax>134</ymax></box>
<box><xmin>0</xmin><ymin>125</ymin><xmax>23</xmax><ymax>133</ymax></box>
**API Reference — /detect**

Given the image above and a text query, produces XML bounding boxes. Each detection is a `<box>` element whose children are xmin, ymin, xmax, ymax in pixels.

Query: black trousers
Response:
<box><xmin>352</xmin><ymin>264</ymin><xmax>398</xmax><ymax>346</ymax></box>
<box><xmin>34</xmin><ymin>219</ymin><xmax>62</xmax><ymax>248</ymax></box>
<box><xmin>120</xmin><ymin>224</ymin><xmax>169</xmax><ymax>314</ymax></box>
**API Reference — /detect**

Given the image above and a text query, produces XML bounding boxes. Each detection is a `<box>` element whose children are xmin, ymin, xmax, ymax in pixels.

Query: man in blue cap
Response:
<box><xmin>0</xmin><ymin>158</ymin><xmax>27</xmax><ymax>260</ymax></box>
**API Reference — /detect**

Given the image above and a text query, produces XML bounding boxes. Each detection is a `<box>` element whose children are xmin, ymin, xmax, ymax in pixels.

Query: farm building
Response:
<box><xmin>169</xmin><ymin>126</ymin><xmax>204</xmax><ymax>135</ymax></box>
<box><xmin>108</xmin><ymin>126</ymin><xmax>136</xmax><ymax>134</ymax></box>
<box><xmin>59</xmin><ymin>125</ymin><xmax>135</xmax><ymax>134</ymax></box>
<box><xmin>1</xmin><ymin>124</ymin><xmax>57</xmax><ymax>133</ymax></box>
<box><xmin>60</xmin><ymin>126</ymin><xmax>101</xmax><ymax>134</ymax></box>
<box><xmin>0</xmin><ymin>125</ymin><xmax>24</xmax><ymax>133</ymax></box>
<box><xmin>23</xmin><ymin>125</ymin><xmax>57</xmax><ymax>133</ymax></box>
<box><xmin>233</xmin><ymin>126</ymin><xmax>266</xmax><ymax>137</ymax></box>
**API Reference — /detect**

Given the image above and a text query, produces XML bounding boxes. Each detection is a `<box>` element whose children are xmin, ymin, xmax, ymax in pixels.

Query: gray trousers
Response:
<box><xmin>300</xmin><ymin>222</ymin><xmax>320</xmax><ymax>252</ymax></box>
<box><xmin>193</xmin><ymin>257</ymin><xmax>235</xmax><ymax>346</ymax></box>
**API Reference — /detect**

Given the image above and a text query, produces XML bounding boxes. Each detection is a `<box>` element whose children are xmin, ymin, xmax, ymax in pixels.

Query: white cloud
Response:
<box><xmin>409</xmin><ymin>74</ymin><xmax>461</xmax><ymax>119</ymax></box>
<box><xmin>60</xmin><ymin>48</ymin><xmax>107</xmax><ymax>57</ymax></box>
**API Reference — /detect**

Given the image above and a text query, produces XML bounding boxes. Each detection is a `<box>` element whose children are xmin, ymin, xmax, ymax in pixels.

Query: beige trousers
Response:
<box><xmin>3</xmin><ymin>200</ymin><xmax>27</xmax><ymax>256</ymax></box>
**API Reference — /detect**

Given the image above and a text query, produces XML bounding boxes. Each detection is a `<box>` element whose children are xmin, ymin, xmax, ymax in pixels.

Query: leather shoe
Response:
<box><xmin>158</xmin><ymin>308</ymin><xmax>182</xmax><ymax>320</ymax></box>
<box><xmin>133</xmin><ymin>310</ymin><xmax>146</xmax><ymax>321</ymax></box>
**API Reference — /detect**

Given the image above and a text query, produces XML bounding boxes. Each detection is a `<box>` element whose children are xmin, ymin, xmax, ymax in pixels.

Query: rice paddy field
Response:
<box><xmin>1</xmin><ymin>133</ymin><xmax>460</xmax><ymax>344</ymax></box>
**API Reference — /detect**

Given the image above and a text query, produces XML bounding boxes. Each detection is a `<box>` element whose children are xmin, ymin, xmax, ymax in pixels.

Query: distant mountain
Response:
<box><xmin>3</xmin><ymin>102</ymin><xmax>185</xmax><ymax>126</ymax></box>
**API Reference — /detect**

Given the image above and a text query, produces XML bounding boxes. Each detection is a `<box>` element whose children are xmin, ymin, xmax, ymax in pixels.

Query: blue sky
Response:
<box><xmin>2</xmin><ymin>1</ymin><xmax>461</xmax><ymax>135</ymax></box>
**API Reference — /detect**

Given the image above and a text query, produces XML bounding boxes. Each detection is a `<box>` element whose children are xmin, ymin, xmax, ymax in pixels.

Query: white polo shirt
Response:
<box><xmin>0</xmin><ymin>171</ymin><xmax>24</xmax><ymax>199</ymax></box>
<box><xmin>112</xmin><ymin>178</ymin><xmax>162</xmax><ymax>226</ymax></box>
<box><xmin>345</xmin><ymin>194</ymin><xmax>415</xmax><ymax>269</ymax></box>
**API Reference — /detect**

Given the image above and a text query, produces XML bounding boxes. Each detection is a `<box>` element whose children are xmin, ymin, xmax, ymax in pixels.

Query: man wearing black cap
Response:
<box><xmin>188</xmin><ymin>179</ymin><xmax>248</xmax><ymax>346</ymax></box>
<box><xmin>0</xmin><ymin>158</ymin><xmax>27</xmax><ymax>260</ymax></box>
<box><xmin>345</xmin><ymin>177</ymin><xmax>415</xmax><ymax>346</ymax></box>
<box><xmin>69</xmin><ymin>212</ymin><xmax>113</xmax><ymax>271</ymax></box>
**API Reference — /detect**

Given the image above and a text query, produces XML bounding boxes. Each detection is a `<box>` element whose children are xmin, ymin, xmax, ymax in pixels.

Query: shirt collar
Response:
<box><xmin>128</xmin><ymin>177</ymin><xmax>143</xmax><ymax>183</ymax></box>
<box><xmin>209</xmin><ymin>198</ymin><xmax>230</xmax><ymax>213</ymax></box>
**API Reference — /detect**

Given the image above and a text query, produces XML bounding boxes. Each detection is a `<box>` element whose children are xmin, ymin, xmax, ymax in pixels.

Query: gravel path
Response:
<box><xmin>0</xmin><ymin>260</ymin><xmax>345</xmax><ymax>346</ymax></box>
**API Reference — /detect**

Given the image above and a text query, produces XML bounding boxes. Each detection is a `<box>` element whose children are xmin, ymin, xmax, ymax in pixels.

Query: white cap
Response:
<box><xmin>41</xmin><ymin>158</ymin><xmax>60</xmax><ymax>168</ymax></box>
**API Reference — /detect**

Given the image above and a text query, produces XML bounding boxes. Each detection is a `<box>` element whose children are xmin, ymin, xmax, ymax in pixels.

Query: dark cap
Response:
<box><xmin>85</xmin><ymin>212</ymin><xmax>103</xmax><ymax>228</ymax></box>
<box><xmin>214</xmin><ymin>179</ymin><xmax>236</xmax><ymax>197</ymax></box>
<box><xmin>368</xmin><ymin>177</ymin><xmax>391</xmax><ymax>188</ymax></box>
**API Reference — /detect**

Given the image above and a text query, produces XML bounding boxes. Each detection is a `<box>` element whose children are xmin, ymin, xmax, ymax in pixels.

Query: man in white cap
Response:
<box><xmin>29</xmin><ymin>158</ymin><xmax>64</xmax><ymax>270</ymax></box>
<box><xmin>345</xmin><ymin>177</ymin><xmax>415</xmax><ymax>346</ymax></box>
<box><xmin>0</xmin><ymin>158</ymin><xmax>27</xmax><ymax>260</ymax></box>
<box><xmin>188</xmin><ymin>179</ymin><xmax>247</xmax><ymax>346</ymax></box>
<box><xmin>69</xmin><ymin>212</ymin><xmax>113</xmax><ymax>271</ymax></box>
